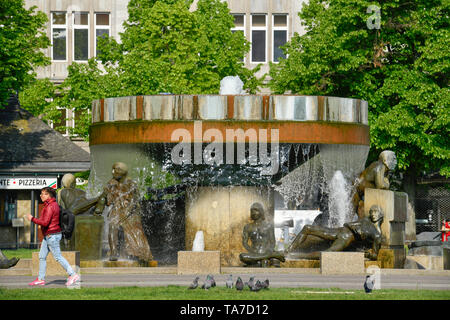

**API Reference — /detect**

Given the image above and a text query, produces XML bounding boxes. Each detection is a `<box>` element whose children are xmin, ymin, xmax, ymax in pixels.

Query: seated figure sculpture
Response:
<box><xmin>287</xmin><ymin>205</ymin><xmax>384</xmax><ymax>260</ymax></box>
<box><xmin>0</xmin><ymin>249</ymin><xmax>19</xmax><ymax>269</ymax></box>
<box><xmin>95</xmin><ymin>162</ymin><xmax>153</xmax><ymax>265</ymax></box>
<box><xmin>58</xmin><ymin>173</ymin><xmax>101</xmax><ymax>215</ymax></box>
<box><xmin>352</xmin><ymin>150</ymin><xmax>397</xmax><ymax>218</ymax></box>
<box><xmin>239</xmin><ymin>202</ymin><xmax>285</xmax><ymax>267</ymax></box>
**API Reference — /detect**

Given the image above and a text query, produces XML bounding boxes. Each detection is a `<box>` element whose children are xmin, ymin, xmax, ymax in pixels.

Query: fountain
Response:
<box><xmin>86</xmin><ymin>92</ymin><xmax>371</xmax><ymax>267</ymax></box>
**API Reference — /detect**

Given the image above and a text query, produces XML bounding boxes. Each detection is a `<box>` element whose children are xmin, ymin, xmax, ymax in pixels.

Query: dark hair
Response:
<box><xmin>41</xmin><ymin>187</ymin><xmax>56</xmax><ymax>198</ymax></box>
<box><xmin>250</xmin><ymin>202</ymin><xmax>265</xmax><ymax>220</ymax></box>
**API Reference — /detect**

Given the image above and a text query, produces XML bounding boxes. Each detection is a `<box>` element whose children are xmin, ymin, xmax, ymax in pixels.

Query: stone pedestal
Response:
<box><xmin>320</xmin><ymin>252</ymin><xmax>365</xmax><ymax>275</ymax></box>
<box><xmin>377</xmin><ymin>248</ymin><xmax>406</xmax><ymax>269</ymax></box>
<box><xmin>365</xmin><ymin>189</ymin><xmax>407</xmax><ymax>268</ymax></box>
<box><xmin>185</xmin><ymin>186</ymin><xmax>273</xmax><ymax>266</ymax></box>
<box><xmin>364</xmin><ymin>188</ymin><xmax>408</xmax><ymax>247</ymax></box>
<box><xmin>80</xmin><ymin>260</ymin><xmax>158</xmax><ymax>268</ymax></box>
<box><xmin>177</xmin><ymin>251</ymin><xmax>221</xmax><ymax>275</ymax></box>
<box><xmin>406</xmin><ymin>255</ymin><xmax>443</xmax><ymax>270</ymax></box>
<box><xmin>281</xmin><ymin>259</ymin><xmax>320</xmax><ymax>268</ymax></box>
<box><xmin>444</xmin><ymin>248</ymin><xmax>450</xmax><ymax>270</ymax></box>
<box><xmin>32</xmin><ymin>251</ymin><xmax>80</xmax><ymax>276</ymax></box>
<box><xmin>74</xmin><ymin>215</ymin><xmax>104</xmax><ymax>261</ymax></box>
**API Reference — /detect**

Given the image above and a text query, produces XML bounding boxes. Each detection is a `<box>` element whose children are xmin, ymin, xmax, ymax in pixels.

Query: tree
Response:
<box><xmin>0</xmin><ymin>0</ymin><xmax>50</xmax><ymax>106</ymax></box>
<box><xmin>19</xmin><ymin>78</ymin><xmax>55</xmax><ymax>119</ymax></box>
<box><xmin>54</xmin><ymin>59</ymin><xmax>123</xmax><ymax>139</ymax></box>
<box><xmin>49</xmin><ymin>0</ymin><xmax>260</xmax><ymax>140</ymax></box>
<box><xmin>269</xmin><ymin>0</ymin><xmax>449</xmax><ymax>177</ymax></box>
<box><xmin>98</xmin><ymin>0</ymin><xmax>258</xmax><ymax>95</ymax></box>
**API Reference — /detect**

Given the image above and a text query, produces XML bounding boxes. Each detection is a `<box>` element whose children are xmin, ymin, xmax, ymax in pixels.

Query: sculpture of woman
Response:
<box><xmin>239</xmin><ymin>202</ymin><xmax>285</xmax><ymax>267</ymax></box>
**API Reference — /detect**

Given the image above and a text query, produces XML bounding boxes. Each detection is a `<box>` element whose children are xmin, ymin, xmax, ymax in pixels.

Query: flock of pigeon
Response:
<box><xmin>188</xmin><ymin>275</ymin><xmax>270</xmax><ymax>292</ymax></box>
<box><xmin>188</xmin><ymin>274</ymin><xmax>375</xmax><ymax>293</ymax></box>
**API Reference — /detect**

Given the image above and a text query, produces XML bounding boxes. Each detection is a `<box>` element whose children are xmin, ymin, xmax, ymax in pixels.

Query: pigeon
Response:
<box><xmin>250</xmin><ymin>280</ymin><xmax>263</xmax><ymax>292</ymax></box>
<box><xmin>235</xmin><ymin>276</ymin><xmax>244</xmax><ymax>291</ymax></box>
<box><xmin>188</xmin><ymin>276</ymin><xmax>199</xmax><ymax>289</ymax></box>
<box><xmin>225</xmin><ymin>274</ymin><xmax>233</xmax><ymax>289</ymax></box>
<box><xmin>246</xmin><ymin>276</ymin><xmax>255</xmax><ymax>289</ymax></box>
<box><xmin>207</xmin><ymin>274</ymin><xmax>216</xmax><ymax>287</ymax></box>
<box><xmin>202</xmin><ymin>275</ymin><xmax>214</xmax><ymax>290</ymax></box>
<box><xmin>261</xmin><ymin>278</ymin><xmax>269</xmax><ymax>289</ymax></box>
<box><xmin>364</xmin><ymin>275</ymin><xmax>375</xmax><ymax>293</ymax></box>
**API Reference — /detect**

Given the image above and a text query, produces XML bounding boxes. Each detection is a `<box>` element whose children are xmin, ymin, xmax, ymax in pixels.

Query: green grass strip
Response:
<box><xmin>1</xmin><ymin>286</ymin><xmax>449</xmax><ymax>300</ymax></box>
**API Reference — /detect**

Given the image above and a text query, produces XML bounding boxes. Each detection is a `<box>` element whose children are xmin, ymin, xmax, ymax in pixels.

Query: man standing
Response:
<box><xmin>442</xmin><ymin>218</ymin><xmax>450</xmax><ymax>242</ymax></box>
<box><xmin>26</xmin><ymin>187</ymin><xmax>80</xmax><ymax>286</ymax></box>
<box><xmin>95</xmin><ymin>162</ymin><xmax>153</xmax><ymax>265</ymax></box>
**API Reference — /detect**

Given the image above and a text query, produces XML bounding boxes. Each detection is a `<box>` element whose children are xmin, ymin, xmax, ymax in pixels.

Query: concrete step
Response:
<box><xmin>80</xmin><ymin>267</ymin><xmax>177</xmax><ymax>274</ymax></box>
<box><xmin>0</xmin><ymin>268</ymin><xmax>31</xmax><ymax>276</ymax></box>
<box><xmin>14</xmin><ymin>259</ymin><xmax>32</xmax><ymax>269</ymax></box>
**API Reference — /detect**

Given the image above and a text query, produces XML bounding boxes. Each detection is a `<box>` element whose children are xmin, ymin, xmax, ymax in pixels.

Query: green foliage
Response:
<box><xmin>99</xmin><ymin>0</ymin><xmax>257</xmax><ymax>95</ymax></box>
<box><xmin>74</xmin><ymin>170</ymin><xmax>90</xmax><ymax>180</ymax></box>
<box><xmin>19</xmin><ymin>78</ymin><xmax>55</xmax><ymax>122</ymax></box>
<box><xmin>269</xmin><ymin>0</ymin><xmax>450</xmax><ymax>176</ymax></box>
<box><xmin>0</xmin><ymin>0</ymin><xmax>50</xmax><ymax>106</ymax></box>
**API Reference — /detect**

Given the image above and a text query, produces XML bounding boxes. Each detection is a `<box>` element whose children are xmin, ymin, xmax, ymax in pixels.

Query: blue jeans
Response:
<box><xmin>38</xmin><ymin>233</ymin><xmax>74</xmax><ymax>281</ymax></box>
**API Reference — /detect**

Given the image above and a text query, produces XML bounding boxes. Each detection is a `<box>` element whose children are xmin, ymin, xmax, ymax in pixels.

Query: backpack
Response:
<box><xmin>59</xmin><ymin>205</ymin><xmax>75</xmax><ymax>240</ymax></box>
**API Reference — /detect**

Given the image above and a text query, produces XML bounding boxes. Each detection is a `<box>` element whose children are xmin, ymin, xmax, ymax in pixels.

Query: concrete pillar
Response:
<box><xmin>364</xmin><ymin>188</ymin><xmax>408</xmax><ymax>268</ymax></box>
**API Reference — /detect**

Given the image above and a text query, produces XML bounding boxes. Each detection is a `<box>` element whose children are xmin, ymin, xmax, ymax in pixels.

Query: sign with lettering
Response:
<box><xmin>0</xmin><ymin>177</ymin><xmax>58</xmax><ymax>190</ymax></box>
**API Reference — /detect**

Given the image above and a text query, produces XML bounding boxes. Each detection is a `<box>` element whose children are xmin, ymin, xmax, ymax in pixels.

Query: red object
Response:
<box><xmin>31</xmin><ymin>197</ymin><xmax>61</xmax><ymax>237</ymax></box>
<box><xmin>442</xmin><ymin>222</ymin><xmax>450</xmax><ymax>242</ymax></box>
<box><xmin>28</xmin><ymin>278</ymin><xmax>45</xmax><ymax>286</ymax></box>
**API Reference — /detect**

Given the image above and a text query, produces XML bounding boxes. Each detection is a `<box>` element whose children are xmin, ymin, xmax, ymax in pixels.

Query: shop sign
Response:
<box><xmin>0</xmin><ymin>177</ymin><xmax>57</xmax><ymax>190</ymax></box>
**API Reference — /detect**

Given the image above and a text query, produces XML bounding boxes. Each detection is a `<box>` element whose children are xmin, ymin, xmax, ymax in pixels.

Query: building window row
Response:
<box><xmin>51</xmin><ymin>12</ymin><xmax>110</xmax><ymax>62</ymax></box>
<box><xmin>232</xmin><ymin>13</ymin><xmax>288</xmax><ymax>63</ymax></box>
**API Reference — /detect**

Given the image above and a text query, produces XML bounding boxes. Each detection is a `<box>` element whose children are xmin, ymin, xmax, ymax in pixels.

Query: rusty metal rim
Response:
<box><xmin>89</xmin><ymin>120</ymin><xmax>370</xmax><ymax>146</ymax></box>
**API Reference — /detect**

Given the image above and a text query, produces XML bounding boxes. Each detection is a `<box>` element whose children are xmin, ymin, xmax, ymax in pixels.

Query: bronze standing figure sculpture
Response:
<box><xmin>352</xmin><ymin>150</ymin><xmax>397</xmax><ymax>218</ymax></box>
<box><xmin>287</xmin><ymin>205</ymin><xmax>384</xmax><ymax>260</ymax></box>
<box><xmin>239</xmin><ymin>202</ymin><xmax>285</xmax><ymax>267</ymax></box>
<box><xmin>58</xmin><ymin>174</ymin><xmax>102</xmax><ymax>215</ymax></box>
<box><xmin>96</xmin><ymin>162</ymin><xmax>153</xmax><ymax>264</ymax></box>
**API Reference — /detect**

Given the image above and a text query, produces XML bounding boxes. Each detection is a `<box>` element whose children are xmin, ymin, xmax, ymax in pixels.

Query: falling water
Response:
<box><xmin>274</xmin><ymin>144</ymin><xmax>369</xmax><ymax>226</ymax></box>
<box><xmin>327</xmin><ymin>170</ymin><xmax>353</xmax><ymax>228</ymax></box>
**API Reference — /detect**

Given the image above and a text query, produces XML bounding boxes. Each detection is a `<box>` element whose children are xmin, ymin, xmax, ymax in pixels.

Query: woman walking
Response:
<box><xmin>26</xmin><ymin>187</ymin><xmax>80</xmax><ymax>286</ymax></box>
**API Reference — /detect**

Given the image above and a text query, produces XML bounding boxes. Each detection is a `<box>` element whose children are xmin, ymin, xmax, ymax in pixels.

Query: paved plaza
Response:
<box><xmin>1</xmin><ymin>268</ymin><xmax>449</xmax><ymax>291</ymax></box>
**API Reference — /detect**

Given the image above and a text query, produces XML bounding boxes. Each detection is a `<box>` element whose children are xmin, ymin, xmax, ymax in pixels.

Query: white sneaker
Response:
<box><xmin>66</xmin><ymin>273</ymin><xmax>80</xmax><ymax>286</ymax></box>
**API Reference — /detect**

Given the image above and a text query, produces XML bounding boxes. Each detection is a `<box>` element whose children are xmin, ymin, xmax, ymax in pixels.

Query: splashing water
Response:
<box><xmin>327</xmin><ymin>170</ymin><xmax>354</xmax><ymax>228</ymax></box>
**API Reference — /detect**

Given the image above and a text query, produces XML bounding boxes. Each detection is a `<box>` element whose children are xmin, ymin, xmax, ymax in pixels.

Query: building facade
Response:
<box><xmin>25</xmin><ymin>0</ymin><xmax>130</xmax><ymax>151</ymax></box>
<box><xmin>225</xmin><ymin>0</ymin><xmax>305</xmax><ymax>88</ymax></box>
<box><xmin>0</xmin><ymin>95</ymin><xmax>90</xmax><ymax>249</ymax></box>
<box><xmin>24</xmin><ymin>0</ymin><xmax>306</xmax><ymax>139</ymax></box>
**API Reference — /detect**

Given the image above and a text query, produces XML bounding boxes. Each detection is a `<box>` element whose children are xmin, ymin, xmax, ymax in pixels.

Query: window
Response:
<box><xmin>95</xmin><ymin>13</ymin><xmax>110</xmax><ymax>56</ymax></box>
<box><xmin>0</xmin><ymin>192</ymin><xmax>16</xmax><ymax>225</ymax></box>
<box><xmin>232</xmin><ymin>14</ymin><xmax>245</xmax><ymax>35</ymax></box>
<box><xmin>70</xmin><ymin>109</ymin><xmax>87</xmax><ymax>136</ymax></box>
<box><xmin>273</xmin><ymin>14</ymin><xmax>288</xmax><ymax>62</ymax></box>
<box><xmin>51</xmin><ymin>12</ymin><xmax>67</xmax><ymax>61</ymax></box>
<box><xmin>73</xmin><ymin>12</ymin><xmax>89</xmax><ymax>61</ymax></box>
<box><xmin>52</xmin><ymin>108</ymin><xmax>68</xmax><ymax>135</ymax></box>
<box><xmin>251</xmin><ymin>14</ymin><xmax>266</xmax><ymax>63</ymax></box>
<box><xmin>231</xmin><ymin>14</ymin><xmax>245</xmax><ymax>61</ymax></box>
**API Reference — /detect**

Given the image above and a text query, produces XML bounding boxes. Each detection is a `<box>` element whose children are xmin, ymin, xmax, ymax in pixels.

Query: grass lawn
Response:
<box><xmin>2</xmin><ymin>248</ymin><xmax>37</xmax><ymax>260</ymax></box>
<box><xmin>1</xmin><ymin>286</ymin><xmax>449</xmax><ymax>300</ymax></box>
